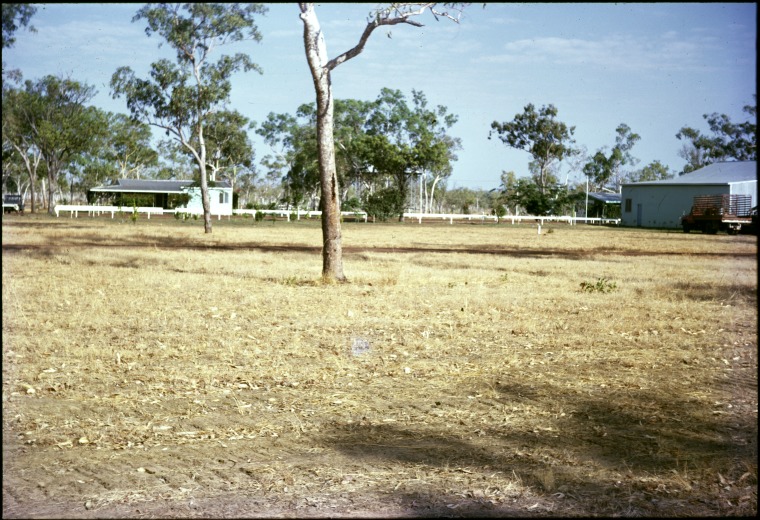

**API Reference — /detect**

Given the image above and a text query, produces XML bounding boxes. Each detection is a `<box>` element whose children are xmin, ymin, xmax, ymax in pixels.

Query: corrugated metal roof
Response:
<box><xmin>589</xmin><ymin>192</ymin><xmax>621</xmax><ymax>204</ymax></box>
<box><xmin>623</xmin><ymin>161</ymin><xmax>757</xmax><ymax>186</ymax></box>
<box><xmin>90</xmin><ymin>179</ymin><xmax>231</xmax><ymax>193</ymax></box>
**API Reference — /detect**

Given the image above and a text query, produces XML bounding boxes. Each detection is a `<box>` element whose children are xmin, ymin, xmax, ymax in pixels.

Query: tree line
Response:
<box><xmin>2</xmin><ymin>3</ymin><xmax>757</xmax><ymax>280</ymax></box>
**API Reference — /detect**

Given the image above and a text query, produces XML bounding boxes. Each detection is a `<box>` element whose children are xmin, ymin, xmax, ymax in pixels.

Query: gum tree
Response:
<box><xmin>490</xmin><ymin>103</ymin><xmax>577</xmax><ymax>195</ymax></box>
<box><xmin>111</xmin><ymin>3</ymin><xmax>266</xmax><ymax>233</ymax></box>
<box><xmin>298</xmin><ymin>2</ymin><xmax>466</xmax><ymax>282</ymax></box>
<box><xmin>4</xmin><ymin>75</ymin><xmax>103</xmax><ymax>214</ymax></box>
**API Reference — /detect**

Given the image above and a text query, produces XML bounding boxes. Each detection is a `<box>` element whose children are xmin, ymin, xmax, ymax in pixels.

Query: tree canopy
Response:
<box><xmin>111</xmin><ymin>2</ymin><xmax>266</xmax><ymax>233</ymax></box>
<box><xmin>676</xmin><ymin>97</ymin><xmax>757</xmax><ymax>173</ymax></box>
<box><xmin>489</xmin><ymin>103</ymin><xmax>577</xmax><ymax>194</ymax></box>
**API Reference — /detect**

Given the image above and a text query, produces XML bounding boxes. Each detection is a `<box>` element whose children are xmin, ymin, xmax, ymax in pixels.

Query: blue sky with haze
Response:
<box><xmin>4</xmin><ymin>3</ymin><xmax>756</xmax><ymax>191</ymax></box>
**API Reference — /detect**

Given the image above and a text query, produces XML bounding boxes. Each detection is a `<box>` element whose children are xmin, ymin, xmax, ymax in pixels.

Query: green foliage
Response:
<box><xmin>628</xmin><ymin>160</ymin><xmax>674</xmax><ymax>183</ymax></box>
<box><xmin>342</xmin><ymin>197</ymin><xmax>362</xmax><ymax>212</ymax></box>
<box><xmin>490</xmin><ymin>104</ymin><xmax>576</xmax><ymax>193</ymax></box>
<box><xmin>584</xmin><ymin>123</ymin><xmax>640</xmax><ymax>191</ymax></box>
<box><xmin>167</xmin><ymin>193</ymin><xmax>191</xmax><ymax>209</ymax></box>
<box><xmin>2</xmin><ymin>3</ymin><xmax>36</xmax><ymax>49</ymax></box>
<box><xmin>4</xmin><ymin>75</ymin><xmax>102</xmax><ymax>214</ymax></box>
<box><xmin>580</xmin><ymin>278</ymin><xmax>617</xmax><ymax>293</ymax></box>
<box><xmin>111</xmin><ymin>3</ymin><xmax>267</xmax><ymax>232</ymax></box>
<box><xmin>130</xmin><ymin>202</ymin><xmax>138</xmax><ymax>224</ymax></box>
<box><xmin>676</xmin><ymin>97</ymin><xmax>757</xmax><ymax>173</ymax></box>
<box><xmin>363</xmin><ymin>188</ymin><xmax>404</xmax><ymax>221</ymax></box>
<box><xmin>501</xmin><ymin>178</ymin><xmax>575</xmax><ymax>216</ymax></box>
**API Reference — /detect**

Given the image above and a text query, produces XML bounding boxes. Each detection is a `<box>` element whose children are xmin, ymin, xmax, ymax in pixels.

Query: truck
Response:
<box><xmin>681</xmin><ymin>194</ymin><xmax>752</xmax><ymax>235</ymax></box>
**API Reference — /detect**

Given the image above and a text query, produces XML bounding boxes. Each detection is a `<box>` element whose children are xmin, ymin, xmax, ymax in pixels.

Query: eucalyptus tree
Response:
<box><xmin>298</xmin><ymin>2</ymin><xmax>467</xmax><ymax>282</ymax></box>
<box><xmin>198</xmin><ymin>109</ymin><xmax>256</xmax><ymax>194</ymax></box>
<box><xmin>363</xmin><ymin>88</ymin><xmax>460</xmax><ymax>221</ymax></box>
<box><xmin>627</xmin><ymin>160</ymin><xmax>673</xmax><ymax>183</ymax></box>
<box><xmin>2</xmin><ymin>84</ymin><xmax>43</xmax><ymax>212</ymax></box>
<box><xmin>257</xmin><ymin>109</ymin><xmax>319</xmax><ymax>211</ymax></box>
<box><xmin>2</xmin><ymin>3</ymin><xmax>36</xmax><ymax>81</ymax></box>
<box><xmin>1</xmin><ymin>3</ymin><xmax>36</xmax><ymax>49</ymax></box>
<box><xmin>107</xmin><ymin>113</ymin><xmax>158</xmax><ymax>179</ymax></box>
<box><xmin>257</xmin><ymin>99</ymin><xmax>376</xmax><ymax>212</ymax></box>
<box><xmin>676</xmin><ymin>98</ymin><xmax>757</xmax><ymax>173</ymax></box>
<box><xmin>489</xmin><ymin>103</ymin><xmax>577</xmax><ymax>195</ymax></box>
<box><xmin>111</xmin><ymin>3</ymin><xmax>266</xmax><ymax>233</ymax></box>
<box><xmin>583</xmin><ymin>123</ymin><xmax>640</xmax><ymax>192</ymax></box>
<box><xmin>72</xmin><ymin>112</ymin><xmax>158</xmax><ymax>198</ymax></box>
<box><xmin>3</xmin><ymin>75</ymin><xmax>103</xmax><ymax>214</ymax></box>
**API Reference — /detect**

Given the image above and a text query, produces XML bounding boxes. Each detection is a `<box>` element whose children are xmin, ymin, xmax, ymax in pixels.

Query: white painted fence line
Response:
<box><xmin>233</xmin><ymin>209</ymin><xmax>368</xmax><ymax>222</ymax></box>
<box><xmin>403</xmin><ymin>212</ymin><xmax>620</xmax><ymax>226</ymax></box>
<box><xmin>53</xmin><ymin>204</ymin><xmax>619</xmax><ymax>226</ymax></box>
<box><xmin>54</xmin><ymin>205</ymin><xmax>169</xmax><ymax>219</ymax></box>
<box><xmin>54</xmin><ymin>205</ymin><xmax>235</xmax><ymax>220</ymax></box>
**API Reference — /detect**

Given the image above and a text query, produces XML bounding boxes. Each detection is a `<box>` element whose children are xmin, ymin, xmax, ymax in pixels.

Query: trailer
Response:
<box><xmin>681</xmin><ymin>194</ymin><xmax>752</xmax><ymax>234</ymax></box>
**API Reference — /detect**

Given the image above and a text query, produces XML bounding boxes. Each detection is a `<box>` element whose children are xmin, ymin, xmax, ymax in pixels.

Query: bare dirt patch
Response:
<box><xmin>2</xmin><ymin>216</ymin><xmax>757</xmax><ymax>517</ymax></box>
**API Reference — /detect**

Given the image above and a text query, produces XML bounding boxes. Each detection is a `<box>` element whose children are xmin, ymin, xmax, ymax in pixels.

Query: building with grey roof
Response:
<box><xmin>89</xmin><ymin>179</ymin><xmax>233</xmax><ymax>215</ymax></box>
<box><xmin>620</xmin><ymin>161</ymin><xmax>757</xmax><ymax>229</ymax></box>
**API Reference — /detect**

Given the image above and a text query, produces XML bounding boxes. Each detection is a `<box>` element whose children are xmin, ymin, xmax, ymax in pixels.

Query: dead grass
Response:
<box><xmin>2</xmin><ymin>214</ymin><xmax>757</xmax><ymax>518</ymax></box>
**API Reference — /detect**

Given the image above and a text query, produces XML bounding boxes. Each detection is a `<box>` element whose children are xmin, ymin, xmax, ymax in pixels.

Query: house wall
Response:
<box><xmin>620</xmin><ymin>181</ymin><xmax>757</xmax><ymax>229</ymax></box>
<box><xmin>184</xmin><ymin>187</ymin><xmax>233</xmax><ymax>216</ymax></box>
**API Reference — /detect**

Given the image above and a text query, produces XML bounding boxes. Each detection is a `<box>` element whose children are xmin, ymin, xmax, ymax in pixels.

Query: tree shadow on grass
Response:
<box><xmin>318</xmin><ymin>373</ymin><xmax>757</xmax><ymax>517</ymax></box>
<box><xmin>4</xmin><ymin>230</ymin><xmax>756</xmax><ymax>262</ymax></box>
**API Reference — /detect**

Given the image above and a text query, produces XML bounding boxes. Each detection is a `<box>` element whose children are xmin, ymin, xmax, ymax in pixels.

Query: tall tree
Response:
<box><xmin>111</xmin><ymin>3</ymin><xmax>266</xmax><ymax>233</ymax></box>
<box><xmin>489</xmin><ymin>103</ymin><xmax>577</xmax><ymax>194</ymax></box>
<box><xmin>6</xmin><ymin>76</ymin><xmax>103</xmax><ymax>214</ymax></box>
<box><xmin>583</xmin><ymin>123</ymin><xmax>640</xmax><ymax>192</ymax></box>
<box><xmin>1</xmin><ymin>3</ymin><xmax>36</xmax><ymax>49</ymax></box>
<box><xmin>2</xmin><ymin>83</ymin><xmax>43</xmax><ymax>212</ymax></box>
<box><xmin>105</xmin><ymin>113</ymin><xmax>158</xmax><ymax>180</ymax></box>
<box><xmin>676</xmin><ymin>97</ymin><xmax>757</xmax><ymax>173</ymax></box>
<box><xmin>363</xmin><ymin>88</ymin><xmax>460</xmax><ymax>221</ymax></box>
<box><xmin>627</xmin><ymin>160</ymin><xmax>673</xmax><ymax>183</ymax></box>
<box><xmin>198</xmin><ymin>109</ymin><xmax>256</xmax><ymax>194</ymax></box>
<box><xmin>298</xmin><ymin>2</ymin><xmax>466</xmax><ymax>282</ymax></box>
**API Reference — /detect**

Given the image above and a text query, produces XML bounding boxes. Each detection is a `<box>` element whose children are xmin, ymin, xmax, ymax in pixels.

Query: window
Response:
<box><xmin>219</xmin><ymin>192</ymin><xmax>224</xmax><ymax>204</ymax></box>
<box><xmin>624</xmin><ymin>198</ymin><xmax>632</xmax><ymax>213</ymax></box>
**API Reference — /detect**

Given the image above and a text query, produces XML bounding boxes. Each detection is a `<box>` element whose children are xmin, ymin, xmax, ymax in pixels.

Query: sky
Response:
<box><xmin>3</xmin><ymin>2</ymin><xmax>757</xmax><ymax>191</ymax></box>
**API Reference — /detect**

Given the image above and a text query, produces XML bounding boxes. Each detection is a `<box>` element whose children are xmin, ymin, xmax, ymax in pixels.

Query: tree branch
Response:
<box><xmin>326</xmin><ymin>4</ymin><xmax>436</xmax><ymax>71</ymax></box>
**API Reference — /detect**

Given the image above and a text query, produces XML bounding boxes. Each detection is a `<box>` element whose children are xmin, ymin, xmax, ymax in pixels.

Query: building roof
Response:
<box><xmin>623</xmin><ymin>161</ymin><xmax>757</xmax><ymax>187</ymax></box>
<box><xmin>90</xmin><ymin>179</ymin><xmax>231</xmax><ymax>193</ymax></box>
<box><xmin>589</xmin><ymin>192</ymin><xmax>621</xmax><ymax>204</ymax></box>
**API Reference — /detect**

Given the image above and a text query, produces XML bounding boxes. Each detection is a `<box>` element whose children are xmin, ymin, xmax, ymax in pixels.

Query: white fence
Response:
<box><xmin>233</xmin><ymin>209</ymin><xmax>369</xmax><ymax>222</ymax></box>
<box><xmin>402</xmin><ymin>213</ymin><xmax>619</xmax><ymax>226</ymax></box>
<box><xmin>54</xmin><ymin>205</ymin><xmax>232</xmax><ymax>220</ymax></box>
<box><xmin>52</xmin><ymin>204</ymin><xmax>619</xmax><ymax>226</ymax></box>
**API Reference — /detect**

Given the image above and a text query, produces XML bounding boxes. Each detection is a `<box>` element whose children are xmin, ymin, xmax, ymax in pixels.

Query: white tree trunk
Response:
<box><xmin>300</xmin><ymin>3</ymin><xmax>346</xmax><ymax>282</ymax></box>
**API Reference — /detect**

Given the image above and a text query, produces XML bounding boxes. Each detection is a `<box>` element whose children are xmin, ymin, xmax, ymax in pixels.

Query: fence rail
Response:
<box><xmin>52</xmin><ymin>204</ymin><xmax>620</xmax><ymax>226</ymax></box>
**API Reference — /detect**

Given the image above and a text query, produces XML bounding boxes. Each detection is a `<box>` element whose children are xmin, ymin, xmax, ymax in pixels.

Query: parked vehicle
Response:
<box><xmin>681</xmin><ymin>194</ymin><xmax>752</xmax><ymax>234</ymax></box>
<box><xmin>2</xmin><ymin>193</ymin><xmax>24</xmax><ymax>214</ymax></box>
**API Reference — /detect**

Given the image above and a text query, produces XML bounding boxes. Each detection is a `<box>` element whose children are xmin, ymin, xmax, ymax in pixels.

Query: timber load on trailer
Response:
<box><xmin>681</xmin><ymin>194</ymin><xmax>752</xmax><ymax>234</ymax></box>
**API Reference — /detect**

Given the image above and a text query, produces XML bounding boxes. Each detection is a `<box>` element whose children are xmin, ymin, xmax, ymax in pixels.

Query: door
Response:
<box><xmin>636</xmin><ymin>204</ymin><xmax>643</xmax><ymax>227</ymax></box>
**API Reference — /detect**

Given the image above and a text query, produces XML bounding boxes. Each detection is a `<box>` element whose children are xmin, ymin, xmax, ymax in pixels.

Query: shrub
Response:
<box><xmin>580</xmin><ymin>278</ymin><xmax>617</xmax><ymax>293</ymax></box>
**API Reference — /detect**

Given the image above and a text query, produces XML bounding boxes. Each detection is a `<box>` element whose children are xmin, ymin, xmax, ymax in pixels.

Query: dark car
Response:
<box><xmin>2</xmin><ymin>193</ymin><xmax>25</xmax><ymax>213</ymax></box>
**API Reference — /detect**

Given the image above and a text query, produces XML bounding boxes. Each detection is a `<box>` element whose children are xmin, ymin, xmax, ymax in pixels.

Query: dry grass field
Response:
<box><xmin>2</xmin><ymin>214</ymin><xmax>757</xmax><ymax>518</ymax></box>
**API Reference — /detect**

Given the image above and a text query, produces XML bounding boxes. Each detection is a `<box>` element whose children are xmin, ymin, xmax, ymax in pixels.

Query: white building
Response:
<box><xmin>89</xmin><ymin>179</ymin><xmax>233</xmax><ymax>216</ymax></box>
<box><xmin>620</xmin><ymin>161</ymin><xmax>757</xmax><ymax>229</ymax></box>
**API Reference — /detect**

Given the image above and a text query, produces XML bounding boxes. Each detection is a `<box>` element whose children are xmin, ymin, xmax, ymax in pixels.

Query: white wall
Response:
<box><xmin>184</xmin><ymin>187</ymin><xmax>233</xmax><ymax>216</ymax></box>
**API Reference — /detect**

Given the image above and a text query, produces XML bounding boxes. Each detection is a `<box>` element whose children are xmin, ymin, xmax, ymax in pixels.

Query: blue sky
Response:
<box><xmin>4</xmin><ymin>3</ymin><xmax>756</xmax><ymax>191</ymax></box>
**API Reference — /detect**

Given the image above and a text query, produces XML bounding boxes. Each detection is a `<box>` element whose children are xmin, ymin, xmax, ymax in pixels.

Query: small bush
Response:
<box><xmin>580</xmin><ymin>277</ymin><xmax>617</xmax><ymax>293</ymax></box>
